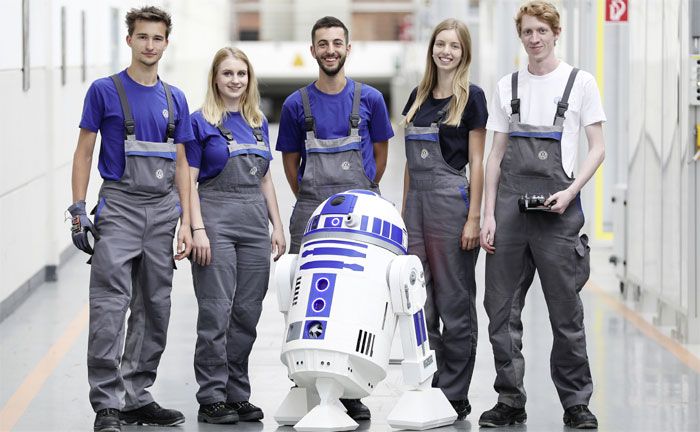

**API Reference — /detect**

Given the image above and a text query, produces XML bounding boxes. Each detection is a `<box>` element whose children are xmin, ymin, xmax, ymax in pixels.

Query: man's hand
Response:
<box><xmin>480</xmin><ymin>215</ymin><xmax>496</xmax><ymax>254</ymax></box>
<box><xmin>68</xmin><ymin>200</ymin><xmax>100</xmax><ymax>255</ymax></box>
<box><xmin>191</xmin><ymin>229</ymin><xmax>211</xmax><ymax>266</ymax></box>
<box><xmin>175</xmin><ymin>225</ymin><xmax>192</xmax><ymax>261</ymax></box>
<box><xmin>545</xmin><ymin>188</ymin><xmax>576</xmax><ymax>214</ymax></box>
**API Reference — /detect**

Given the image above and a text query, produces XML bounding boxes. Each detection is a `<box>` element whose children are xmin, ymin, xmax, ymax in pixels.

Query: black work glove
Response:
<box><xmin>68</xmin><ymin>200</ymin><xmax>100</xmax><ymax>254</ymax></box>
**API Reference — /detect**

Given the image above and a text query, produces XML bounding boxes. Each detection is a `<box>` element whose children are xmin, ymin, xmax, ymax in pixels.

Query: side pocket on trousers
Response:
<box><xmin>574</xmin><ymin>234</ymin><xmax>590</xmax><ymax>292</ymax></box>
<box><xmin>92</xmin><ymin>197</ymin><xmax>107</xmax><ymax>225</ymax></box>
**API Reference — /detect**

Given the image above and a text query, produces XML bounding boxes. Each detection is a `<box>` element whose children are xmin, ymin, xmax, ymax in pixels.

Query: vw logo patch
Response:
<box><xmin>155</xmin><ymin>169</ymin><xmax>164</xmax><ymax>179</ymax></box>
<box><xmin>341</xmin><ymin>161</ymin><xmax>350</xmax><ymax>170</ymax></box>
<box><xmin>538</xmin><ymin>151</ymin><xmax>548</xmax><ymax>160</ymax></box>
<box><xmin>250</xmin><ymin>166</ymin><xmax>258</xmax><ymax>176</ymax></box>
<box><xmin>420</xmin><ymin>149</ymin><xmax>429</xmax><ymax>159</ymax></box>
<box><xmin>162</xmin><ymin>109</ymin><xmax>169</xmax><ymax>119</ymax></box>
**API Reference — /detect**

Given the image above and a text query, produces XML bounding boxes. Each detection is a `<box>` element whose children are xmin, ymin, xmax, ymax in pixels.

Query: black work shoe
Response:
<box><xmin>228</xmin><ymin>400</ymin><xmax>264</xmax><ymax>421</ymax></box>
<box><xmin>479</xmin><ymin>402</ymin><xmax>527</xmax><ymax>427</ymax></box>
<box><xmin>198</xmin><ymin>401</ymin><xmax>239</xmax><ymax>424</ymax></box>
<box><xmin>340</xmin><ymin>398</ymin><xmax>371</xmax><ymax>421</ymax></box>
<box><xmin>564</xmin><ymin>405</ymin><xmax>598</xmax><ymax>429</ymax></box>
<box><xmin>449</xmin><ymin>399</ymin><xmax>472</xmax><ymax>420</ymax></box>
<box><xmin>120</xmin><ymin>402</ymin><xmax>185</xmax><ymax>426</ymax></box>
<box><xmin>94</xmin><ymin>408</ymin><xmax>121</xmax><ymax>432</ymax></box>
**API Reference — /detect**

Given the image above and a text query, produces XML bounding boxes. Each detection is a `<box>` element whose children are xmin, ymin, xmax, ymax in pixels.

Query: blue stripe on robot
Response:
<box><xmin>304</xmin><ymin>227</ymin><xmax>407</xmax><ymax>254</ymax></box>
<box><xmin>304</xmin><ymin>239</ymin><xmax>368</xmax><ymax>249</ymax></box>
<box><xmin>302</xmin><ymin>247</ymin><xmax>367</xmax><ymax>258</ymax></box>
<box><xmin>371</xmin><ymin>218</ymin><xmax>382</xmax><ymax>235</ymax></box>
<box><xmin>300</xmin><ymin>260</ymin><xmax>365</xmax><ymax>271</ymax></box>
<box><xmin>413</xmin><ymin>310</ymin><xmax>427</xmax><ymax>346</ymax></box>
<box><xmin>345</xmin><ymin>189</ymin><xmax>378</xmax><ymax>196</ymax></box>
<box><xmin>360</xmin><ymin>215</ymin><xmax>368</xmax><ymax>231</ymax></box>
<box><xmin>381</xmin><ymin>220</ymin><xmax>390</xmax><ymax>237</ymax></box>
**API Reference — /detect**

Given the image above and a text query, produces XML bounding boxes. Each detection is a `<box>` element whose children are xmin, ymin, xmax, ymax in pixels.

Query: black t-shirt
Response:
<box><xmin>402</xmin><ymin>84</ymin><xmax>488</xmax><ymax>170</ymax></box>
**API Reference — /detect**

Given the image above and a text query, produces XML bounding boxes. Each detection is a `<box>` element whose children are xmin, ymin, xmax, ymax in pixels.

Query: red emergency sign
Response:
<box><xmin>605</xmin><ymin>0</ymin><xmax>628</xmax><ymax>22</ymax></box>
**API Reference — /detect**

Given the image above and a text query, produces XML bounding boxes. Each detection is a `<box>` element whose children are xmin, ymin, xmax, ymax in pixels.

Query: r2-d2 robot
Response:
<box><xmin>274</xmin><ymin>190</ymin><xmax>457</xmax><ymax>431</ymax></box>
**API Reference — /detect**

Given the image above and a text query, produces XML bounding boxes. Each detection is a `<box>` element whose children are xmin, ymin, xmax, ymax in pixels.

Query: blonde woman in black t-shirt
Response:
<box><xmin>401</xmin><ymin>18</ymin><xmax>487</xmax><ymax>421</ymax></box>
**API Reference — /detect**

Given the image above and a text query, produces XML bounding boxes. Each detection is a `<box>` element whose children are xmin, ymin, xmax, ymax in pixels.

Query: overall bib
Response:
<box><xmin>484</xmin><ymin>69</ymin><xmax>593</xmax><ymax>409</ymax></box>
<box><xmin>288</xmin><ymin>83</ymin><xmax>379</xmax><ymax>253</ymax></box>
<box><xmin>192</xmin><ymin>124</ymin><xmax>272</xmax><ymax>404</ymax></box>
<box><xmin>404</xmin><ymin>111</ymin><xmax>479</xmax><ymax>400</ymax></box>
<box><xmin>88</xmin><ymin>75</ymin><xmax>181</xmax><ymax>411</ymax></box>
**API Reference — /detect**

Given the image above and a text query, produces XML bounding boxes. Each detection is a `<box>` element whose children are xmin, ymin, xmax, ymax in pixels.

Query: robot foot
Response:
<box><xmin>387</xmin><ymin>387</ymin><xmax>458</xmax><ymax>430</ymax></box>
<box><xmin>274</xmin><ymin>386</ymin><xmax>320</xmax><ymax>426</ymax></box>
<box><xmin>294</xmin><ymin>378</ymin><xmax>358</xmax><ymax>432</ymax></box>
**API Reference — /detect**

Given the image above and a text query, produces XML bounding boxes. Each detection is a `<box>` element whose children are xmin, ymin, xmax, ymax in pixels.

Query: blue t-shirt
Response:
<box><xmin>186</xmin><ymin>110</ymin><xmax>272</xmax><ymax>182</ymax></box>
<box><xmin>276</xmin><ymin>78</ymin><xmax>394</xmax><ymax>182</ymax></box>
<box><xmin>79</xmin><ymin>69</ymin><xmax>194</xmax><ymax>181</ymax></box>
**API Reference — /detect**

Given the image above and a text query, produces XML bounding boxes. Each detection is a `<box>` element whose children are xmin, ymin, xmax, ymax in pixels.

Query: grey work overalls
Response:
<box><xmin>288</xmin><ymin>83</ymin><xmax>379</xmax><ymax>253</ymax></box>
<box><xmin>88</xmin><ymin>75</ymin><xmax>182</xmax><ymax>412</ymax></box>
<box><xmin>484</xmin><ymin>69</ymin><xmax>593</xmax><ymax>410</ymax></box>
<box><xmin>404</xmin><ymin>109</ymin><xmax>479</xmax><ymax>401</ymax></box>
<box><xmin>192</xmin><ymin>123</ymin><xmax>272</xmax><ymax>404</ymax></box>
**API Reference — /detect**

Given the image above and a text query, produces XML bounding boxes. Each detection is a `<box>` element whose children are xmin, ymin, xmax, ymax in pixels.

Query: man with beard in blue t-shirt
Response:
<box><xmin>275</xmin><ymin>15</ymin><xmax>394</xmax><ymax>421</ymax></box>
<box><xmin>68</xmin><ymin>6</ymin><xmax>193</xmax><ymax>432</ymax></box>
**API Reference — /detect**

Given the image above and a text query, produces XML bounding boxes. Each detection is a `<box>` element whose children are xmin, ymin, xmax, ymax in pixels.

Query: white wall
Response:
<box><xmin>0</xmin><ymin>0</ymin><xmax>228</xmax><ymax>309</ymax></box>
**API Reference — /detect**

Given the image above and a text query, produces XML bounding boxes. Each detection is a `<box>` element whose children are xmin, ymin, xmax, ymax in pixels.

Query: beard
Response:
<box><xmin>316</xmin><ymin>54</ymin><xmax>346</xmax><ymax>76</ymax></box>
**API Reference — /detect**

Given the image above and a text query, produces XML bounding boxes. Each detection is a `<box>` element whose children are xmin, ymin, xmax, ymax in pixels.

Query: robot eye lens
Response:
<box><xmin>312</xmin><ymin>298</ymin><xmax>326</xmax><ymax>312</ymax></box>
<box><xmin>316</xmin><ymin>278</ymin><xmax>329</xmax><ymax>291</ymax></box>
<box><xmin>330</xmin><ymin>195</ymin><xmax>346</xmax><ymax>206</ymax></box>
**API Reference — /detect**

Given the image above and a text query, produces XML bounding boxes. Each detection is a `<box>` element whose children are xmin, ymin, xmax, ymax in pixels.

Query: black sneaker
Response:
<box><xmin>449</xmin><ymin>399</ymin><xmax>472</xmax><ymax>420</ymax></box>
<box><xmin>120</xmin><ymin>402</ymin><xmax>185</xmax><ymax>426</ymax></box>
<box><xmin>340</xmin><ymin>398</ymin><xmax>371</xmax><ymax>421</ymax></box>
<box><xmin>227</xmin><ymin>401</ymin><xmax>264</xmax><ymax>421</ymax></box>
<box><xmin>479</xmin><ymin>402</ymin><xmax>527</xmax><ymax>427</ymax></box>
<box><xmin>94</xmin><ymin>408</ymin><xmax>121</xmax><ymax>432</ymax></box>
<box><xmin>564</xmin><ymin>405</ymin><xmax>598</xmax><ymax>429</ymax></box>
<box><xmin>198</xmin><ymin>401</ymin><xmax>239</xmax><ymax>424</ymax></box>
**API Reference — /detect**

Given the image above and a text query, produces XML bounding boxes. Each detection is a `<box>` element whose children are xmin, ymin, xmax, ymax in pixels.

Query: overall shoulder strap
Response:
<box><xmin>252</xmin><ymin>126</ymin><xmax>264</xmax><ymax>142</ymax></box>
<box><xmin>553</xmin><ymin>68</ymin><xmax>579</xmax><ymax>126</ymax></box>
<box><xmin>216</xmin><ymin>123</ymin><xmax>234</xmax><ymax>141</ymax></box>
<box><xmin>161</xmin><ymin>80</ymin><xmax>176</xmax><ymax>140</ymax></box>
<box><xmin>510</xmin><ymin>72</ymin><xmax>521</xmax><ymax>123</ymax></box>
<box><xmin>299</xmin><ymin>87</ymin><xmax>315</xmax><ymax>134</ymax></box>
<box><xmin>110</xmin><ymin>74</ymin><xmax>135</xmax><ymax>138</ymax></box>
<box><xmin>349</xmin><ymin>82</ymin><xmax>362</xmax><ymax>131</ymax></box>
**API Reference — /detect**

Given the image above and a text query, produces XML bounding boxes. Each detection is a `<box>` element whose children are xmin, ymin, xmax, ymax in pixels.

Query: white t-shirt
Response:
<box><xmin>486</xmin><ymin>61</ymin><xmax>606</xmax><ymax>176</ymax></box>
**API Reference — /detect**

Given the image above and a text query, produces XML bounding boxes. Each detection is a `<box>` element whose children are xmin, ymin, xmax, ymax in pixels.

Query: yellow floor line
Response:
<box><xmin>0</xmin><ymin>303</ymin><xmax>89</xmax><ymax>432</ymax></box>
<box><xmin>587</xmin><ymin>281</ymin><xmax>700</xmax><ymax>373</ymax></box>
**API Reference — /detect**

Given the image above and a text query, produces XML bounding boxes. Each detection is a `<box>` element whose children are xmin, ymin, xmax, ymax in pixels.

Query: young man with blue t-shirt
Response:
<box><xmin>275</xmin><ymin>15</ymin><xmax>394</xmax><ymax>420</ymax></box>
<box><xmin>68</xmin><ymin>6</ymin><xmax>194</xmax><ymax>432</ymax></box>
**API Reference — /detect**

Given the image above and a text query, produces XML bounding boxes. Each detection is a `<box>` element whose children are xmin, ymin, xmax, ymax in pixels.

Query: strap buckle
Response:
<box><xmin>349</xmin><ymin>114</ymin><xmax>361</xmax><ymax>129</ymax></box>
<box><xmin>304</xmin><ymin>116</ymin><xmax>315</xmax><ymax>132</ymax></box>
<box><xmin>166</xmin><ymin>123</ymin><xmax>176</xmax><ymax>139</ymax></box>
<box><xmin>253</xmin><ymin>128</ymin><xmax>264</xmax><ymax>142</ymax></box>
<box><xmin>125</xmin><ymin>120</ymin><xmax>136</xmax><ymax>136</ymax></box>
<box><xmin>510</xmin><ymin>99</ymin><xmax>521</xmax><ymax>115</ymax></box>
<box><xmin>556</xmin><ymin>101</ymin><xmax>569</xmax><ymax>119</ymax></box>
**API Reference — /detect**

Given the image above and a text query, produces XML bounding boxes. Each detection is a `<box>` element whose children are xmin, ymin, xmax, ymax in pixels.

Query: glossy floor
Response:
<box><xmin>1</xmin><ymin>126</ymin><xmax>698</xmax><ymax>431</ymax></box>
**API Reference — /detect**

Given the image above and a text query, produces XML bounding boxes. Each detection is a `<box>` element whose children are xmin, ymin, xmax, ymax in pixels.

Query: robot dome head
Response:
<box><xmin>302</xmin><ymin>189</ymin><xmax>408</xmax><ymax>255</ymax></box>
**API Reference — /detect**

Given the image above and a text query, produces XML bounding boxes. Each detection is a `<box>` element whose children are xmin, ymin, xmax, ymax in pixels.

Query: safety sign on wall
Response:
<box><xmin>605</xmin><ymin>0</ymin><xmax>628</xmax><ymax>22</ymax></box>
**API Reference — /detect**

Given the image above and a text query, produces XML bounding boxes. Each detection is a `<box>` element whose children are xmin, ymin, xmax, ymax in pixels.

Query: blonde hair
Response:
<box><xmin>404</xmin><ymin>19</ymin><xmax>472</xmax><ymax>127</ymax></box>
<box><xmin>515</xmin><ymin>1</ymin><xmax>561</xmax><ymax>36</ymax></box>
<box><xmin>201</xmin><ymin>47</ymin><xmax>263</xmax><ymax>128</ymax></box>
